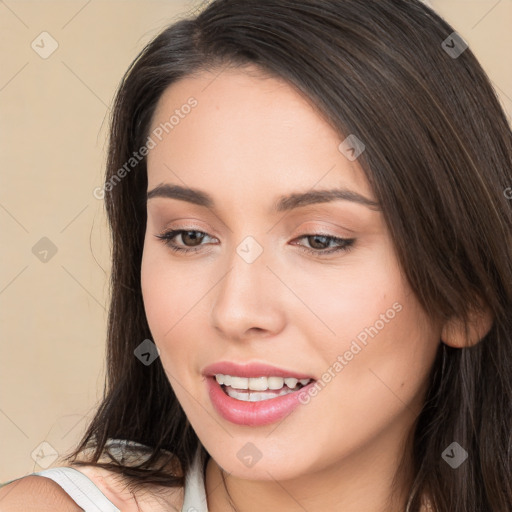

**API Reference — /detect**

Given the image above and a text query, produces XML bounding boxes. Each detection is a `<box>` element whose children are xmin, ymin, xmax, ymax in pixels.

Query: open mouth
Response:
<box><xmin>206</xmin><ymin>372</ymin><xmax>317</xmax><ymax>426</ymax></box>
<box><xmin>215</xmin><ymin>375</ymin><xmax>313</xmax><ymax>402</ymax></box>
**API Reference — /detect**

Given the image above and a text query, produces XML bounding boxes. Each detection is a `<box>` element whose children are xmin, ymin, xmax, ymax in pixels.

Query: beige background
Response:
<box><xmin>0</xmin><ymin>0</ymin><xmax>511</xmax><ymax>481</ymax></box>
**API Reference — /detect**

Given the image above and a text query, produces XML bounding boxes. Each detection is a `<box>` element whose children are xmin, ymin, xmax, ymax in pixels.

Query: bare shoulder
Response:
<box><xmin>69</xmin><ymin>463</ymin><xmax>185</xmax><ymax>512</ymax></box>
<box><xmin>0</xmin><ymin>475</ymin><xmax>83</xmax><ymax>511</ymax></box>
<box><xmin>0</xmin><ymin>463</ymin><xmax>184</xmax><ymax>512</ymax></box>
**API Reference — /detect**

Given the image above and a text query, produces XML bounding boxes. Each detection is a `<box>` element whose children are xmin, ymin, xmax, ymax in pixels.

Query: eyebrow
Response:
<box><xmin>146</xmin><ymin>184</ymin><xmax>381</xmax><ymax>211</ymax></box>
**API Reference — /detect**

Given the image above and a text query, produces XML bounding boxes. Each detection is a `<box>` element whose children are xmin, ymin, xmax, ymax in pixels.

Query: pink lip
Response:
<box><xmin>206</xmin><ymin>376</ymin><xmax>316</xmax><ymax>426</ymax></box>
<box><xmin>202</xmin><ymin>361</ymin><xmax>315</xmax><ymax>380</ymax></box>
<box><xmin>202</xmin><ymin>361</ymin><xmax>316</xmax><ymax>427</ymax></box>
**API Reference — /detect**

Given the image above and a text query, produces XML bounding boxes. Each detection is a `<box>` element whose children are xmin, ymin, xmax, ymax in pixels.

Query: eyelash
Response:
<box><xmin>154</xmin><ymin>229</ymin><xmax>355</xmax><ymax>257</ymax></box>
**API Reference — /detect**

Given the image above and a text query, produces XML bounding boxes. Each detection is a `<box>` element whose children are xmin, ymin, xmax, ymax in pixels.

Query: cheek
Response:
<box><xmin>140</xmin><ymin>242</ymin><xmax>213</xmax><ymax>379</ymax></box>
<box><xmin>140</xmin><ymin>244</ymin><xmax>189</xmax><ymax>366</ymax></box>
<box><xmin>323</xmin><ymin>288</ymin><xmax>438</xmax><ymax>425</ymax></box>
<box><xmin>141</xmin><ymin>247</ymin><xmax>171</xmax><ymax>337</ymax></box>
<box><xmin>140</xmin><ymin>241</ymin><xmax>199</xmax><ymax>338</ymax></box>
<box><xmin>289</xmin><ymin>242</ymin><xmax>405</xmax><ymax>357</ymax></box>
<box><xmin>303</xmin><ymin>244</ymin><xmax>438</xmax><ymax>406</ymax></box>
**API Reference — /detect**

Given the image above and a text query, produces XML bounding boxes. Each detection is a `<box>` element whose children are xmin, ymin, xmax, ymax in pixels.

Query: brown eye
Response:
<box><xmin>154</xmin><ymin>229</ymin><xmax>216</xmax><ymax>254</ymax></box>
<box><xmin>180</xmin><ymin>230</ymin><xmax>206</xmax><ymax>247</ymax></box>
<box><xmin>307</xmin><ymin>235</ymin><xmax>332</xmax><ymax>250</ymax></box>
<box><xmin>293</xmin><ymin>233</ymin><xmax>356</xmax><ymax>257</ymax></box>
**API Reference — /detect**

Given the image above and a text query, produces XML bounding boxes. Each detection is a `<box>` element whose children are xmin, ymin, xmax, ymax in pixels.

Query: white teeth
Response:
<box><xmin>248</xmin><ymin>377</ymin><xmax>268</xmax><ymax>391</ymax></box>
<box><xmin>267</xmin><ymin>377</ymin><xmax>284</xmax><ymax>389</ymax></box>
<box><xmin>230</xmin><ymin>376</ymin><xmax>249</xmax><ymax>389</ymax></box>
<box><xmin>225</xmin><ymin>387</ymin><xmax>294</xmax><ymax>401</ymax></box>
<box><xmin>214</xmin><ymin>374</ymin><xmax>312</xmax><ymax>391</ymax></box>
<box><xmin>284</xmin><ymin>377</ymin><xmax>298</xmax><ymax>389</ymax></box>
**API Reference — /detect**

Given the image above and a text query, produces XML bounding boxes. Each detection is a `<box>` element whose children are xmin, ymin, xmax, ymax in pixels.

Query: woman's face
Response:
<box><xmin>141</xmin><ymin>65</ymin><xmax>441</xmax><ymax>481</ymax></box>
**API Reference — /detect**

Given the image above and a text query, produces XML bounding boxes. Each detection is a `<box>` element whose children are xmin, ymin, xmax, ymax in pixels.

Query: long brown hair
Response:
<box><xmin>63</xmin><ymin>1</ymin><xmax>512</xmax><ymax>510</ymax></box>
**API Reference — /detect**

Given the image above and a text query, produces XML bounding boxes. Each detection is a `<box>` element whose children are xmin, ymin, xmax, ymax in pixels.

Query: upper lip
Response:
<box><xmin>202</xmin><ymin>361</ymin><xmax>316</xmax><ymax>380</ymax></box>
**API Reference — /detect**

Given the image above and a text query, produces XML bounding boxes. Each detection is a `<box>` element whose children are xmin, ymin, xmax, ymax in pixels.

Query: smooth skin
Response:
<box><xmin>140</xmin><ymin>65</ymin><xmax>493</xmax><ymax>512</ymax></box>
<box><xmin>0</xmin><ymin>65</ymin><xmax>492</xmax><ymax>512</ymax></box>
<box><xmin>0</xmin><ymin>457</ymin><xmax>183</xmax><ymax>511</ymax></box>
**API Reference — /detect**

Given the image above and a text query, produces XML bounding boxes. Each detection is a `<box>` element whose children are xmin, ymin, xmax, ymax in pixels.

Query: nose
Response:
<box><xmin>210</xmin><ymin>240</ymin><xmax>287</xmax><ymax>342</ymax></box>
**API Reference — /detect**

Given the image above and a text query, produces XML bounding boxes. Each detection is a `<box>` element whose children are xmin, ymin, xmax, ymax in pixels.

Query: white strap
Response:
<box><xmin>31</xmin><ymin>467</ymin><xmax>120</xmax><ymax>512</ymax></box>
<box><xmin>181</xmin><ymin>448</ymin><xmax>208</xmax><ymax>512</ymax></box>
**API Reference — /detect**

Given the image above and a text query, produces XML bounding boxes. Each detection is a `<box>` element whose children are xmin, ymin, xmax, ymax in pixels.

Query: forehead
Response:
<box><xmin>146</xmin><ymin>65</ymin><xmax>374</xmax><ymax>204</ymax></box>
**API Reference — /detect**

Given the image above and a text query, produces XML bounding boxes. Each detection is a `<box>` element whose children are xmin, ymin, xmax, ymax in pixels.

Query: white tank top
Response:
<box><xmin>2</xmin><ymin>441</ymin><xmax>208</xmax><ymax>512</ymax></box>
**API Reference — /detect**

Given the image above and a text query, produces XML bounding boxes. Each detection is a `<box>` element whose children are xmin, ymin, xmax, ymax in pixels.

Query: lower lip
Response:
<box><xmin>206</xmin><ymin>376</ymin><xmax>316</xmax><ymax>426</ymax></box>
